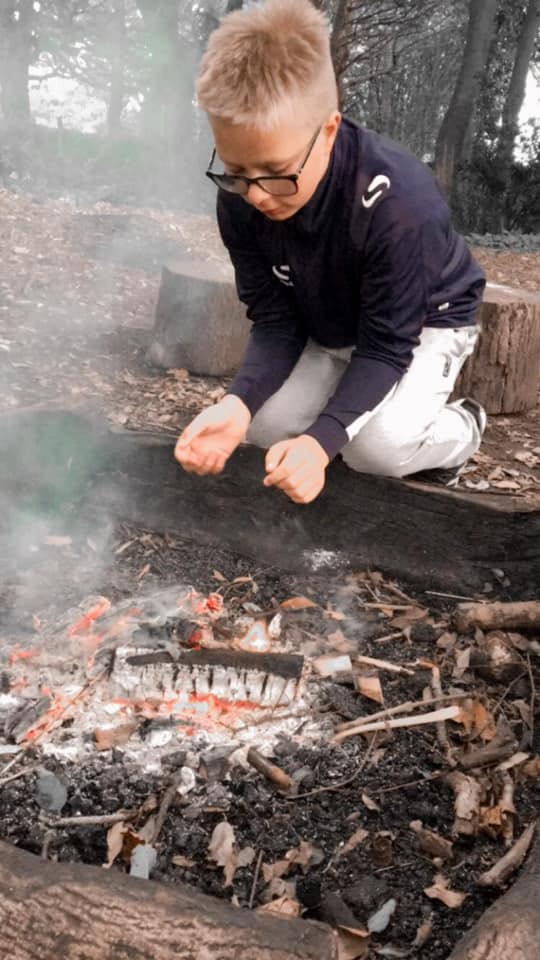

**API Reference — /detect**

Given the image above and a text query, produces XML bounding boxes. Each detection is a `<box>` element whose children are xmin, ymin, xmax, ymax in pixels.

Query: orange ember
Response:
<box><xmin>67</xmin><ymin>599</ymin><xmax>111</xmax><ymax>637</ymax></box>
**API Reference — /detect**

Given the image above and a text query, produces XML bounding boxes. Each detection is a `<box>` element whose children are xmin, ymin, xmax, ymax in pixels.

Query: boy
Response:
<box><xmin>175</xmin><ymin>0</ymin><xmax>486</xmax><ymax>505</ymax></box>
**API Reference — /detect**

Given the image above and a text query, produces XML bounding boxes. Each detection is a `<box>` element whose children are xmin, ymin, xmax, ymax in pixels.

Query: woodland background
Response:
<box><xmin>0</xmin><ymin>0</ymin><xmax>539</xmax><ymax>234</ymax></box>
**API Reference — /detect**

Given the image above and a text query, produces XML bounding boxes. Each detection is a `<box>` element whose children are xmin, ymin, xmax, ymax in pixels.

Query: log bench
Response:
<box><xmin>1</xmin><ymin>407</ymin><xmax>539</xmax><ymax>599</ymax></box>
<box><xmin>146</xmin><ymin>261</ymin><xmax>540</xmax><ymax>416</ymax></box>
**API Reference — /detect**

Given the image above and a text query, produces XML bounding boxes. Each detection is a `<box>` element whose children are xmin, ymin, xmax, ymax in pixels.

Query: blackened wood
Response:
<box><xmin>0</xmin><ymin>840</ymin><xmax>336</xmax><ymax>960</ymax></box>
<box><xmin>1</xmin><ymin>409</ymin><xmax>539</xmax><ymax>599</ymax></box>
<box><xmin>125</xmin><ymin>647</ymin><xmax>304</xmax><ymax>679</ymax></box>
<box><xmin>448</xmin><ymin>826</ymin><xmax>539</xmax><ymax>960</ymax></box>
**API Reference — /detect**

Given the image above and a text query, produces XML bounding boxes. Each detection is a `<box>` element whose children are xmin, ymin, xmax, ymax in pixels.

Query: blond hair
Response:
<box><xmin>196</xmin><ymin>0</ymin><xmax>338</xmax><ymax>130</ymax></box>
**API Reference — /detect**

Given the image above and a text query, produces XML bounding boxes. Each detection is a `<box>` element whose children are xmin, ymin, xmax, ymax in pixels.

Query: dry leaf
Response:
<box><xmin>453</xmin><ymin>699</ymin><xmax>497</xmax><ymax>741</ymax></box>
<box><xmin>424</xmin><ymin>873</ymin><xmax>466</xmax><ymax>908</ymax></box>
<box><xmin>337</xmin><ymin>928</ymin><xmax>370</xmax><ymax>960</ymax></box>
<box><xmin>356</xmin><ymin>674</ymin><xmax>383</xmax><ymax>705</ymax></box>
<box><xmin>338</xmin><ymin>827</ymin><xmax>369</xmax><ymax>858</ymax></box>
<box><xmin>327</xmin><ymin>629</ymin><xmax>355</xmax><ymax>653</ymax></box>
<box><xmin>285</xmin><ymin>840</ymin><xmax>324</xmax><ymax>872</ymax></box>
<box><xmin>257</xmin><ymin>895</ymin><xmax>301</xmax><ymax>918</ymax></box>
<box><xmin>171</xmin><ymin>855</ymin><xmax>195</xmax><ymax>868</ymax></box>
<box><xmin>280</xmin><ymin>596</ymin><xmax>317</xmax><ymax>611</ymax></box>
<box><xmin>522</xmin><ymin>757</ymin><xmax>540</xmax><ymax>780</ymax></box>
<box><xmin>409</xmin><ymin>821</ymin><xmax>453</xmax><ymax>860</ymax></box>
<box><xmin>208</xmin><ymin>821</ymin><xmax>254</xmax><ymax>886</ymax></box>
<box><xmin>94</xmin><ymin>722</ymin><xmax>138</xmax><ymax>751</ymax></box>
<box><xmin>103</xmin><ymin>820</ymin><xmax>125</xmax><ymax>869</ymax></box>
<box><xmin>368</xmin><ymin>897</ymin><xmax>397</xmax><ymax>933</ymax></box>
<box><xmin>213</xmin><ymin>570</ymin><xmax>226</xmax><ymax>582</ymax></box>
<box><xmin>361</xmin><ymin>792</ymin><xmax>380</xmax><ymax>812</ymax></box>
<box><xmin>390</xmin><ymin>606</ymin><xmax>427</xmax><ymax>629</ymax></box>
<box><xmin>262</xmin><ymin>859</ymin><xmax>291</xmax><ymax>882</ymax></box>
<box><xmin>446</xmin><ymin>771</ymin><xmax>482</xmax><ymax>836</ymax></box>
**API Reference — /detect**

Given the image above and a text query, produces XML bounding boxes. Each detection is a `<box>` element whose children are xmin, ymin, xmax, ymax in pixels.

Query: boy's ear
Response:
<box><xmin>322</xmin><ymin>111</ymin><xmax>341</xmax><ymax>155</ymax></box>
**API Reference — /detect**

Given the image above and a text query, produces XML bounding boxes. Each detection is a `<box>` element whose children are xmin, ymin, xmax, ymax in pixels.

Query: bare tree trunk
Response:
<box><xmin>107</xmin><ymin>0</ymin><xmax>127</xmax><ymax>139</ymax></box>
<box><xmin>493</xmin><ymin>0</ymin><xmax>540</xmax><ymax>230</ymax></box>
<box><xmin>0</xmin><ymin>0</ymin><xmax>34</xmax><ymax>129</ymax></box>
<box><xmin>434</xmin><ymin>0</ymin><xmax>497</xmax><ymax>196</ymax></box>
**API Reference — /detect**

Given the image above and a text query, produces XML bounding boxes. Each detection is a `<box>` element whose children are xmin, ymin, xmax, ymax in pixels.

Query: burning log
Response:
<box><xmin>447</xmin><ymin>824</ymin><xmax>539</xmax><ymax>960</ymax></box>
<box><xmin>0</xmin><ymin>840</ymin><xmax>337</xmax><ymax>960</ymax></box>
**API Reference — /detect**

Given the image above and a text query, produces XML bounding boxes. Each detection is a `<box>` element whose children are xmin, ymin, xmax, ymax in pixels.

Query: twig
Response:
<box><xmin>374</xmin><ymin>631</ymin><xmax>405</xmax><ymax>643</ymax></box>
<box><xmin>247</xmin><ymin>748</ymin><xmax>292</xmax><ymax>793</ymax></box>
<box><xmin>429</xmin><ymin>664</ymin><xmax>452</xmax><ymax>759</ymax></box>
<box><xmin>477</xmin><ymin>822</ymin><xmax>536</xmax><ymax>887</ymax></box>
<box><xmin>151</xmin><ymin>779</ymin><xmax>180</xmax><ymax>845</ymax></box>
<box><xmin>526</xmin><ymin>652</ymin><xmax>536</xmax><ymax>742</ymax></box>
<box><xmin>0</xmin><ymin>763</ymin><xmax>37</xmax><ymax>788</ymax></box>
<box><xmin>248</xmin><ymin>850</ymin><xmax>264</xmax><ymax>909</ymax></box>
<box><xmin>0</xmin><ymin>753</ymin><xmax>23</xmax><ymax>780</ymax></box>
<box><xmin>374</xmin><ymin>770</ymin><xmax>444</xmax><ymax>795</ymax></box>
<box><xmin>335</xmin><ymin>693</ymin><xmax>469</xmax><ymax>733</ymax></box>
<box><xmin>284</xmin><ymin>739</ymin><xmax>377</xmax><ymax>803</ymax></box>
<box><xmin>424</xmin><ymin>590</ymin><xmax>483</xmax><ymax>603</ymax></box>
<box><xmin>362</xmin><ymin>602</ymin><xmax>413</xmax><ymax>612</ymax></box>
<box><xmin>355</xmin><ymin>654</ymin><xmax>415</xmax><ymax>676</ymax></box>
<box><xmin>41</xmin><ymin>809</ymin><xmax>139</xmax><ymax>828</ymax></box>
<box><xmin>41</xmin><ymin>828</ymin><xmax>56</xmax><ymax>861</ymax></box>
<box><xmin>332</xmin><ymin>705</ymin><xmax>461</xmax><ymax>743</ymax></box>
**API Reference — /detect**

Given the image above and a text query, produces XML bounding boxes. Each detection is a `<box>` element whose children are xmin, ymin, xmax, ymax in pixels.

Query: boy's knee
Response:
<box><xmin>342</xmin><ymin>408</ymin><xmax>421</xmax><ymax>477</ymax></box>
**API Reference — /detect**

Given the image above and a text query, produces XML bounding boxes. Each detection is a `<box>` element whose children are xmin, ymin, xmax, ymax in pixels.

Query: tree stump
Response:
<box><xmin>0</xmin><ymin>840</ymin><xmax>337</xmax><ymax>960</ymax></box>
<box><xmin>454</xmin><ymin>283</ymin><xmax>540</xmax><ymax>414</ymax></box>
<box><xmin>147</xmin><ymin>259</ymin><xmax>249</xmax><ymax>375</ymax></box>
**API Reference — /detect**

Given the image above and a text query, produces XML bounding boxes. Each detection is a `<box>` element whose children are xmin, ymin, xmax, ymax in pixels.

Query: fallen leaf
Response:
<box><xmin>207</xmin><ymin>821</ymin><xmax>254</xmax><ymax>886</ymax></box>
<box><xmin>257</xmin><ymin>895</ymin><xmax>301</xmax><ymax>918</ymax></box>
<box><xmin>424</xmin><ymin>873</ymin><xmax>466</xmax><ymax>908</ymax></box>
<box><xmin>285</xmin><ymin>840</ymin><xmax>324</xmax><ymax>872</ymax></box>
<box><xmin>262</xmin><ymin>859</ymin><xmax>291</xmax><ymax>882</ymax></box>
<box><xmin>337</xmin><ymin>928</ymin><xmax>370</xmax><ymax>960</ymax></box>
<box><xmin>409</xmin><ymin>821</ymin><xmax>453</xmax><ymax>860</ymax></box>
<box><xmin>522</xmin><ymin>757</ymin><xmax>540</xmax><ymax>780</ymax></box>
<box><xmin>356</xmin><ymin>674</ymin><xmax>384</xmax><ymax>705</ymax></box>
<box><xmin>338</xmin><ymin>827</ymin><xmax>369</xmax><ymax>858</ymax></box>
<box><xmin>280</xmin><ymin>596</ymin><xmax>318</xmax><ymax>611</ymax></box>
<box><xmin>361</xmin><ymin>792</ymin><xmax>380</xmax><ymax>812</ymax></box>
<box><xmin>94</xmin><ymin>722</ymin><xmax>138</xmax><ymax>751</ymax></box>
<box><xmin>171</xmin><ymin>855</ymin><xmax>195</xmax><ymax>868</ymax></box>
<box><xmin>390</xmin><ymin>606</ymin><xmax>427</xmax><ymax>629</ymax></box>
<box><xmin>213</xmin><ymin>570</ymin><xmax>226</xmax><ymax>582</ymax></box>
<box><xmin>453</xmin><ymin>699</ymin><xmax>497</xmax><ymax>741</ymax></box>
<box><xmin>104</xmin><ymin>820</ymin><xmax>126</xmax><ymax>868</ymax></box>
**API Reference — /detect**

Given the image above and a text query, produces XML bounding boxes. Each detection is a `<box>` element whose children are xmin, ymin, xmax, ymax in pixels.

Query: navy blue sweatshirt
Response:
<box><xmin>218</xmin><ymin>117</ymin><xmax>486</xmax><ymax>460</ymax></box>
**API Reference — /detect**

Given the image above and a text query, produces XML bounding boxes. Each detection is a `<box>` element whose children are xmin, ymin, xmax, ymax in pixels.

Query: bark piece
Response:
<box><xmin>0</xmin><ymin>839</ymin><xmax>336</xmax><ymax>960</ymax></box>
<box><xmin>147</xmin><ymin>259</ymin><xmax>249</xmax><ymax>375</ymax></box>
<box><xmin>454</xmin><ymin>601</ymin><xmax>540</xmax><ymax>633</ymax></box>
<box><xmin>454</xmin><ymin>284</ymin><xmax>540</xmax><ymax>414</ymax></box>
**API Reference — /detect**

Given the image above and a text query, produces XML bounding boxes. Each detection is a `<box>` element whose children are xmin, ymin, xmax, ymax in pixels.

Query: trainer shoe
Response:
<box><xmin>406</xmin><ymin>398</ymin><xmax>487</xmax><ymax>488</ymax></box>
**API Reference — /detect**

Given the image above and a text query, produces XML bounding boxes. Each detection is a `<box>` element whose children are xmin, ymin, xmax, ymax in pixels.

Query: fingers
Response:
<box><xmin>175</xmin><ymin>442</ymin><xmax>227</xmax><ymax>476</ymax></box>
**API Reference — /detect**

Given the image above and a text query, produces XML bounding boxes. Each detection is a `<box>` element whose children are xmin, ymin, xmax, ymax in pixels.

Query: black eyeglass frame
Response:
<box><xmin>205</xmin><ymin>126</ymin><xmax>322</xmax><ymax>197</ymax></box>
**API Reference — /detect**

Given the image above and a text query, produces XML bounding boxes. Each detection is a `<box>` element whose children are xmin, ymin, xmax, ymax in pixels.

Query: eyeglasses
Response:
<box><xmin>206</xmin><ymin>126</ymin><xmax>321</xmax><ymax>197</ymax></box>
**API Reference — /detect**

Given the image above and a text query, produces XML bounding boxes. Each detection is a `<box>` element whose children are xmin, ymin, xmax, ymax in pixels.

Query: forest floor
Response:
<box><xmin>0</xmin><ymin>187</ymin><xmax>538</xmax><ymax>505</ymax></box>
<box><xmin>0</xmin><ymin>187</ymin><xmax>539</xmax><ymax>958</ymax></box>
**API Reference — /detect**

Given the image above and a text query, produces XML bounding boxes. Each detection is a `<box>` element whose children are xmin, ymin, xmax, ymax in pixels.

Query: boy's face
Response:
<box><xmin>209</xmin><ymin>112</ymin><xmax>341</xmax><ymax>220</ymax></box>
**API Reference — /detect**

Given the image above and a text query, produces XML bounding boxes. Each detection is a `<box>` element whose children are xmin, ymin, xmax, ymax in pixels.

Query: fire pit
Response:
<box><xmin>0</xmin><ymin>408</ymin><xmax>539</xmax><ymax>960</ymax></box>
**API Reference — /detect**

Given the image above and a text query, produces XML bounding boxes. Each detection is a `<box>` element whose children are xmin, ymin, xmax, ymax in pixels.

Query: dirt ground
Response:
<box><xmin>0</xmin><ymin>187</ymin><xmax>539</xmax><ymax>505</ymax></box>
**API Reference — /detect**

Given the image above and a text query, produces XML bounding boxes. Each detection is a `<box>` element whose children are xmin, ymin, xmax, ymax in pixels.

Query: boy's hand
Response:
<box><xmin>175</xmin><ymin>395</ymin><xmax>251</xmax><ymax>475</ymax></box>
<box><xmin>264</xmin><ymin>435</ymin><xmax>329</xmax><ymax>504</ymax></box>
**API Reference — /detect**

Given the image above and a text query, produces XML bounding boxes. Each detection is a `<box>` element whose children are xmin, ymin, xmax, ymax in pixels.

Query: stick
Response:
<box><xmin>249</xmin><ymin>850</ymin><xmax>264</xmax><ymax>910</ymax></box>
<box><xmin>454</xmin><ymin>600</ymin><xmax>540</xmax><ymax>633</ymax></box>
<box><xmin>335</xmin><ymin>693</ymin><xmax>469</xmax><ymax>733</ymax></box>
<box><xmin>42</xmin><ymin>809</ymin><xmax>139</xmax><ymax>828</ymax></box>
<box><xmin>151</xmin><ymin>780</ymin><xmax>180</xmax><ymax>845</ymax></box>
<box><xmin>355</xmin><ymin>655</ymin><xmax>415</xmax><ymax>676</ymax></box>
<box><xmin>247</xmin><ymin>748</ymin><xmax>292</xmax><ymax>794</ymax></box>
<box><xmin>430</xmin><ymin>664</ymin><xmax>451</xmax><ymax>757</ymax></box>
<box><xmin>0</xmin><ymin>764</ymin><xmax>37</xmax><ymax>788</ymax></box>
<box><xmin>332</xmin><ymin>705</ymin><xmax>461</xmax><ymax>743</ymax></box>
<box><xmin>459</xmin><ymin>737</ymin><xmax>516</xmax><ymax>771</ymax></box>
<box><xmin>477</xmin><ymin>822</ymin><xmax>536</xmax><ymax>887</ymax></box>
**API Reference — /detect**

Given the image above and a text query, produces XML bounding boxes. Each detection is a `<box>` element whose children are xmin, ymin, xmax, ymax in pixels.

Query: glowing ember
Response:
<box><xmin>237</xmin><ymin>620</ymin><xmax>271</xmax><ymax>653</ymax></box>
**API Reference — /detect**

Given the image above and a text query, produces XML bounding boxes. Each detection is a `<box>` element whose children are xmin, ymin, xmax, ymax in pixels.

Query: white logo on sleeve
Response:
<box><xmin>272</xmin><ymin>264</ymin><xmax>294</xmax><ymax>287</ymax></box>
<box><xmin>362</xmin><ymin>174</ymin><xmax>391</xmax><ymax>209</ymax></box>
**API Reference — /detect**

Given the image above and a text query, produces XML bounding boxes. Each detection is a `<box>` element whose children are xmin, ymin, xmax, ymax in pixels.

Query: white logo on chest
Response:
<box><xmin>272</xmin><ymin>264</ymin><xmax>294</xmax><ymax>287</ymax></box>
<box><xmin>362</xmin><ymin>174</ymin><xmax>391</xmax><ymax>209</ymax></box>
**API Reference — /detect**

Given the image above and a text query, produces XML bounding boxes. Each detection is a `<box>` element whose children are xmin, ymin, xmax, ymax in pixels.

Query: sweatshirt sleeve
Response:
<box><xmin>304</xmin><ymin>203</ymin><xmax>433</xmax><ymax>460</ymax></box>
<box><xmin>217</xmin><ymin>195</ymin><xmax>308</xmax><ymax>417</ymax></box>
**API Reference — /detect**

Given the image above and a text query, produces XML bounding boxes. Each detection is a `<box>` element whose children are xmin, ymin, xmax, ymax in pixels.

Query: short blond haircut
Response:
<box><xmin>196</xmin><ymin>0</ymin><xmax>338</xmax><ymax>130</ymax></box>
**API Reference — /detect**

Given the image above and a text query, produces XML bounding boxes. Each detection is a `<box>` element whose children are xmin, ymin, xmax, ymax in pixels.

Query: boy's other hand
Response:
<box><xmin>264</xmin><ymin>435</ymin><xmax>329</xmax><ymax>504</ymax></box>
<box><xmin>175</xmin><ymin>395</ymin><xmax>251</xmax><ymax>476</ymax></box>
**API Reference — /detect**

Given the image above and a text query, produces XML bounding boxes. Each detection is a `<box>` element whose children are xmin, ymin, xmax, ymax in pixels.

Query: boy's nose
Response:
<box><xmin>245</xmin><ymin>182</ymin><xmax>274</xmax><ymax>211</ymax></box>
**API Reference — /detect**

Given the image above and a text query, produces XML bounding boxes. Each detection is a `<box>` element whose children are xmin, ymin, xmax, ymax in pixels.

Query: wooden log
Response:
<box><xmin>448</xmin><ymin>826</ymin><xmax>539</xmax><ymax>960</ymax></box>
<box><xmin>1</xmin><ymin>408</ymin><xmax>539</xmax><ymax>599</ymax></box>
<box><xmin>147</xmin><ymin>259</ymin><xmax>249</xmax><ymax>375</ymax></box>
<box><xmin>454</xmin><ymin>601</ymin><xmax>540</xmax><ymax>633</ymax></box>
<box><xmin>0</xmin><ymin>839</ymin><xmax>336</xmax><ymax>960</ymax></box>
<box><xmin>454</xmin><ymin>283</ymin><xmax>540</xmax><ymax>414</ymax></box>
